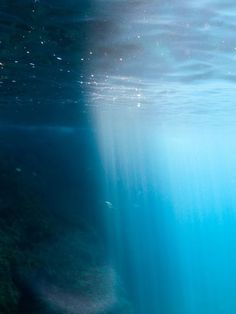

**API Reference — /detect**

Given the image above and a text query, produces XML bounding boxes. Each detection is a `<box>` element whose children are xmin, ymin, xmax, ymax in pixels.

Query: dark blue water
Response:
<box><xmin>2</xmin><ymin>1</ymin><xmax>236</xmax><ymax>313</ymax></box>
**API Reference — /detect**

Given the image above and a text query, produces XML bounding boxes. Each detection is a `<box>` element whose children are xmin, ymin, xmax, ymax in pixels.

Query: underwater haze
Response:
<box><xmin>1</xmin><ymin>0</ymin><xmax>236</xmax><ymax>314</ymax></box>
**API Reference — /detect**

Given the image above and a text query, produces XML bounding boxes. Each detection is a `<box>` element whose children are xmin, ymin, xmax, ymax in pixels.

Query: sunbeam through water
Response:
<box><xmin>2</xmin><ymin>0</ymin><xmax>236</xmax><ymax>313</ymax></box>
<box><xmin>88</xmin><ymin>1</ymin><xmax>236</xmax><ymax>313</ymax></box>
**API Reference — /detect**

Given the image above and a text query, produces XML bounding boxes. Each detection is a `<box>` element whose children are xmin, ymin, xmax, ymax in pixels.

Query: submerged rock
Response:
<box><xmin>38</xmin><ymin>265</ymin><xmax>127</xmax><ymax>314</ymax></box>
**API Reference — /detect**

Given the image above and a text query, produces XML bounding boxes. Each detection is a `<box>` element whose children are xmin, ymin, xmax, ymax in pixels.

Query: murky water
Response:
<box><xmin>1</xmin><ymin>1</ymin><xmax>236</xmax><ymax>313</ymax></box>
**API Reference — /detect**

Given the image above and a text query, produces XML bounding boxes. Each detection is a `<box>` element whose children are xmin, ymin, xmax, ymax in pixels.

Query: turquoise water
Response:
<box><xmin>2</xmin><ymin>1</ymin><xmax>236</xmax><ymax>313</ymax></box>
<box><xmin>89</xmin><ymin>1</ymin><xmax>236</xmax><ymax>313</ymax></box>
<box><xmin>97</xmin><ymin>124</ymin><xmax>236</xmax><ymax>313</ymax></box>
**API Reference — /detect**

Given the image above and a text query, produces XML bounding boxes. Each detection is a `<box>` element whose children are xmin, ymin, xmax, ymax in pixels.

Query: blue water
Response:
<box><xmin>88</xmin><ymin>1</ymin><xmax>236</xmax><ymax>313</ymax></box>
<box><xmin>97</xmin><ymin>124</ymin><xmax>236</xmax><ymax>313</ymax></box>
<box><xmin>2</xmin><ymin>1</ymin><xmax>236</xmax><ymax>313</ymax></box>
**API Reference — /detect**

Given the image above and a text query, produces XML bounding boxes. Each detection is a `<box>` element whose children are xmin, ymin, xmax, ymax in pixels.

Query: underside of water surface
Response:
<box><xmin>1</xmin><ymin>1</ymin><xmax>236</xmax><ymax>314</ymax></box>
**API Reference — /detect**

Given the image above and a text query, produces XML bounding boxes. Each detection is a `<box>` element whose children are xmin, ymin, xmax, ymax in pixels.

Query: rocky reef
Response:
<box><xmin>0</xmin><ymin>1</ymin><xmax>133</xmax><ymax>312</ymax></box>
<box><xmin>0</xmin><ymin>129</ymin><xmax>133</xmax><ymax>314</ymax></box>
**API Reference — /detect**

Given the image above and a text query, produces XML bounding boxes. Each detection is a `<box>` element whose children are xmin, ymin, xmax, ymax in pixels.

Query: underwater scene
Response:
<box><xmin>1</xmin><ymin>1</ymin><xmax>236</xmax><ymax>313</ymax></box>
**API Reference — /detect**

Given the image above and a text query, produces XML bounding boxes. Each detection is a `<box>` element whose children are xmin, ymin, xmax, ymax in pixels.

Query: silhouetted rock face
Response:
<box><xmin>14</xmin><ymin>233</ymin><xmax>130</xmax><ymax>314</ymax></box>
<box><xmin>38</xmin><ymin>266</ymin><xmax>129</xmax><ymax>314</ymax></box>
<box><xmin>0</xmin><ymin>1</ymin><xmax>134</xmax><ymax>313</ymax></box>
<box><xmin>0</xmin><ymin>126</ymin><xmax>133</xmax><ymax>313</ymax></box>
<box><xmin>24</xmin><ymin>220</ymin><xmax>131</xmax><ymax>313</ymax></box>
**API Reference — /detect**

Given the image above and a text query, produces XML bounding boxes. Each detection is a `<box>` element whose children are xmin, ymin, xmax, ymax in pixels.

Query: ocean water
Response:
<box><xmin>91</xmin><ymin>1</ymin><xmax>236</xmax><ymax>313</ymax></box>
<box><xmin>2</xmin><ymin>1</ymin><xmax>236</xmax><ymax>313</ymax></box>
